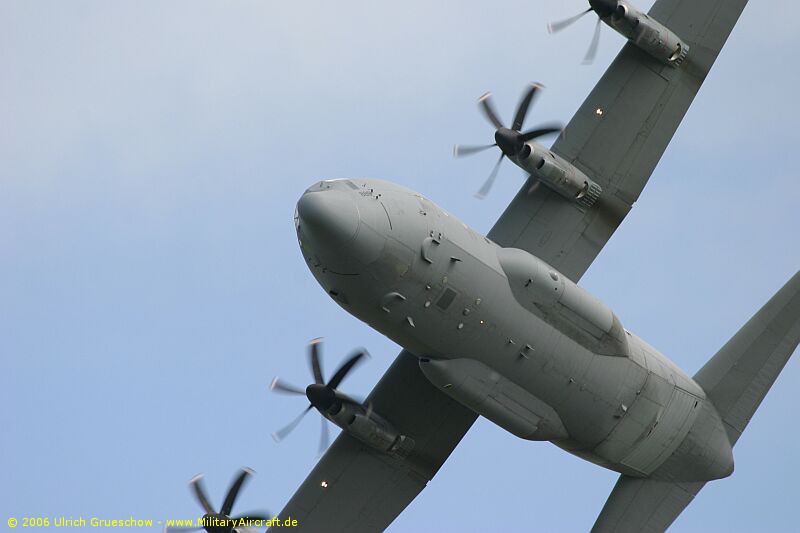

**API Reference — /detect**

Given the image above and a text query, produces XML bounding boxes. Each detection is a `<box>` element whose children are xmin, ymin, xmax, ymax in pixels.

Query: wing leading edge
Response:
<box><xmin>276</xmin><ymin>0</ymin><xmax>751</xmax><ymax>530</ymax></box>
<box><xmin>594</xmin><ymin>269</ymin><xmax>799</xmax><ymax>532</ymax></box>
<box><xmin>574</xmin><ymin>1</ymin><xmax>754</xmax><ymax>530</ymax></box>
<box><xmin>489</xmin><ymin>0</ymin><xmax>750</xmax><ymax>283</ymax></box>
<box><xmin>694</xmin><ymin>271</ymin><xmax>800</xmax><ymax>446</ymax></box>
<box><xmin>592</xmin><ymin>476</ymin><xmax>706</xmax><ymax>533</ymax></box>
<box><xmin>270</xmin><ymin>351</ymin><xmax>476</xmax><ymax>532</ymax></box>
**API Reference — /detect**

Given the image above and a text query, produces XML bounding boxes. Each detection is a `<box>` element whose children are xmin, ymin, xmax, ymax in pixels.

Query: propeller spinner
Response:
<box><xmin>270</xmin><ymin>338</ymin><xmax>369</xmax><ymax>454</ymax></box>
<box><xmin>454</xmin><ymin>84</ymin><xmax>562</xmax><ymax>199</ymax></box>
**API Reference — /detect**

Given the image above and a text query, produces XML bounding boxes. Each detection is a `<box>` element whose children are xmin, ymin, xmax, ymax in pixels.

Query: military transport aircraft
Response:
<box><xmin>268</xmin><ymin>0</ymin><xmax>799</xmax><ymax>530</ymax></box>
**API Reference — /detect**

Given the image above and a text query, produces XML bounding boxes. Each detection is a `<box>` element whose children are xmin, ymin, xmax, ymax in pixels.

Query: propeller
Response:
<box><xmin>165</xmin><ymin>468</ymin><xmax>270</xmax><ymax>533</ymax></box>
<box><xmin>454</xmin><ymin>84</ymin><xmax>563</xmax><ymax>199</ymax></box>
<box><xmin>547</xmin><ymin>0</ymin><xmax>620</xmax><ymax>64</ymax></box>
<box><xmin>271</xmin><ymin>338</ymin><xmax>369</xmax><ymax>454</ymax></box>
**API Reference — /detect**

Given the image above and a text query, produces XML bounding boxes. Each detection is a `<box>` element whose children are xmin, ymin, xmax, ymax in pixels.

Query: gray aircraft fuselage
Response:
<box><xmin>295</xmin><ymin>177</ymin><xmax>734</xmax><ymax>482</ymax></box>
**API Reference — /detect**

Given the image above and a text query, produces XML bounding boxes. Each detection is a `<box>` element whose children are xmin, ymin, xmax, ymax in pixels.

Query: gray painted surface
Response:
<box><xmin>271</xmin><ymin>0</ymin><xmax>799</xmax><ymax>531</ymax></box>
<box><xmin>694</xmin><ymin>271</ymin><xmax>800</xmax><ymax>445</ymax></box>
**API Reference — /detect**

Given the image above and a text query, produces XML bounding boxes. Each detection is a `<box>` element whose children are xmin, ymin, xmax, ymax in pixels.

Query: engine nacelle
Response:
<box><xmin>607</xmin><ymin>1</ymin><xmax>689</xmax><ymax>67</ymax></box>
<box><xmin>327</xmin><ymin>401</ymin><xmax>415</xmax><ymax>458</ymax></box>
<box><xmin>515</xmin><ymin>144</ymin><xmax>602</xmax><ymax>209</ymax></box>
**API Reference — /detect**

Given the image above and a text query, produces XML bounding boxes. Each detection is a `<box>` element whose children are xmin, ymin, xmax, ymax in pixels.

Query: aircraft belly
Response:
<box><xmin>550</xmin><ymin>354</ymin><xmax>643</xmax><ymax>446</ymax></box>
<box><xmin>620</xmin><ymin>386</ymin><xmax>700</xmax><ymax>473</ymax></box>
<box><xmin>594</xmin><ymin>372</ymin><xmax>702</xmax><ymax>475</ymax></box>
<box><xmin>418</xmin><ymin>357</ymin><xmax>568</xmax><ymax>441</ymax></box>
<box><xmin>311</xmin><ymin>187</ymin><xmax>710</xmax><ymax>478</ymax></box>
<box><xmin>370</xmin><ymin>212</ymin><xmax>649</xmax><ymax>449</ymax></box>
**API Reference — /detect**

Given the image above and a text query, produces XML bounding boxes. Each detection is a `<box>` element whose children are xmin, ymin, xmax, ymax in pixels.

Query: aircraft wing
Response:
<box><xmin>270</xmin><ymin>351</ymin><xmax>477</xmax><ymax>532</ymax></box>
<box><xmin>489</xmin><ymin>0</ymin><xmax>749</xmax><ymax>283</ymax></box>
<box><xmin>276</xmin><ymin>0</ymin><xmax>750</xmax><ymax>530</ymax></box>
<box><xmin>592</xmin><ymin>475</ymin><xmax>706</xmax><ymax>532</ymax></box>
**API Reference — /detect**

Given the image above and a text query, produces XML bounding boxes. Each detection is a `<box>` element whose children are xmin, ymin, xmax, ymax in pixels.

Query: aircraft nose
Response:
<box><xmin>296</xmin><ymin>189</ymin><xmax>360</xmax><ymax>249</ymax></box>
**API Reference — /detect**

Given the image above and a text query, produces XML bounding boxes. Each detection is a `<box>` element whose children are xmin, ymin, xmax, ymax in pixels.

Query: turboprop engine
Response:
<box><xmin>271</xmin><ymin>339</ymin><xmax>415</xmax><ymax>458</ymax></box>
<box><xmin>454</xmin><ymin>83</ymin><xmax>602</xmax><ymax>207</ymax></box>
<box><xmin>607</xmin><ymin>0</ymin><xmax>690</xmax><ymax>66</ymax></box>
<box><xmin>549</xmin><ymin>0</ymin><xmax>690</xmax><ymax>67</ymax></box>
<box><xmin>513</xmin><ymin>141</ymin><xmax>602</xmax><ymax>208</ymax></box>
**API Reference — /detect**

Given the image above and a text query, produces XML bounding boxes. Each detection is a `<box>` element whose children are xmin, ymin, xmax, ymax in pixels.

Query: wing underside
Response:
<box><xmin>270</xmin><ymin>351</ymin><xmax>477</xmax><ymax>532</ymax></box>
<box><xmin>592</xmin><ymin>475</ymin><xmax>706</xmax><ymax>533</ymax></box>
<box><xmin>489</xmin><ymin>0</ymin><xmax>750</xmax><ymax>283</ymax></box>
<box><xmin>276</xmin><ymin>0</ymin><xmax>752</xmax><ymax>530</ymax></box>
<box><xmin>694</xmin><ymin>271</ymin><xmax>800</xmax><ymax>445</ymax></box>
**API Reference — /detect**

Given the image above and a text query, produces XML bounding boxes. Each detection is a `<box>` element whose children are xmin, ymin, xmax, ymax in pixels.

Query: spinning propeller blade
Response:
<box><xmin>548</xmin><ymin>0</ymin><xmax>621</xmax><ymax>64</ymax></box>
<box><xmin>309</xmin><ymin>337</ymin><xmax>324</xmax><ymax>385</ymax></box>
<box><xmin>583</xmin><ymin>17</ymin><xmax>603</xmax><ymax>64</ymax></box>
<box><xmin>269</xmin><ymin>377</ymin><xmax>305</xmax><ymax>396</ymax></box>
<box><xmin>168</xmin><ymin>469</ymin><xmax>270</xmax><ymax>533</ymax></box>
<box><xmin>270</xmin><ymin>339</ymin><xmax>370</xmax><ymax>454</ymax></box>
<box><xmin>189</xmin><ymin>474</ymin><xmax>214</xmax><ymax>514</ymax></box>
<box><xmin>453</xmin><ymin>144</ymin><xmax>496</xmax><ymax>158</ymax></box>
<box><xmin>455</xmin><ymin>84</ymin><xmax>563</xmax><ymax>198</ymax></box>
<box><xmin>478</xmin><ymin>92</ymin><xmax>504</xmax><ymax>130</ymax></box>
<box><xmin>220</xmin><ymin>468</ymin><xmax>252</xmax><ymax>516</ymax></box>
<box><xmin>547</xmin><ymin>7</ymin><xmax>592</xmax><ymax>33</ymax></box>
<box><xmin>475</xmin><ymin>153</ymin><xmax>505</xmax><ymax>200</ymax></box>
<box><xmin>271</xmin><ymin>405</ymin><xmax>312</xmax><ymax>442</ymax></box>
<box><xmin>328</xmin><ymin>350</ymin><xmax>368</xmax><ymax>389</ymax></box>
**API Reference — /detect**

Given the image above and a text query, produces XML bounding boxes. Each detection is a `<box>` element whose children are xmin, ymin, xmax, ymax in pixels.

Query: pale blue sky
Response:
<box><xmin>2</xmin><ymin>1</ymin><xmax>799</xmax><ymax>531</ymax></box>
